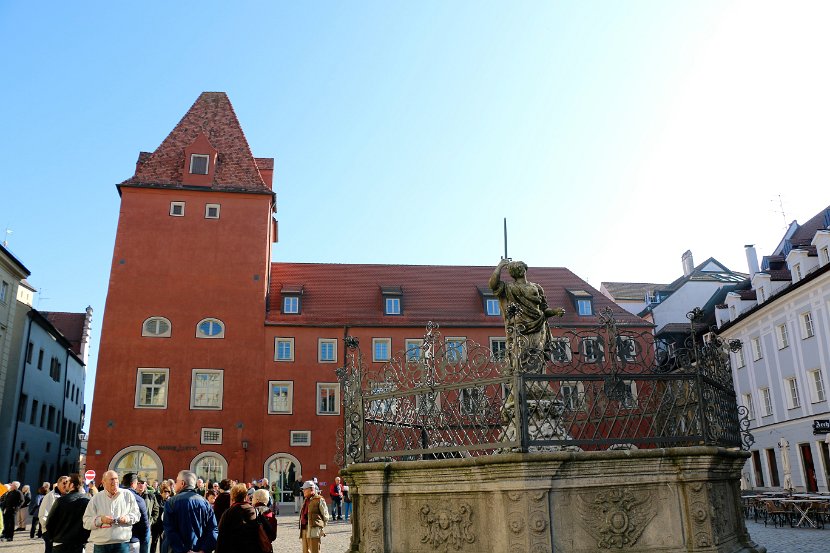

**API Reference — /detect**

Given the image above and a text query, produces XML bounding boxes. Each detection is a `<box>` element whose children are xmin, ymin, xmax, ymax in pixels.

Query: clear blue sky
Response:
<box><xmin>1</xmin><ymin>1</ymin><xmax>827</xmax><ymax>429</ymax></box>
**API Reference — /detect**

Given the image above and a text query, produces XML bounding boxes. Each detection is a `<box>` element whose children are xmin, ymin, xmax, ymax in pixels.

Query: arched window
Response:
<box><xmin>191</xmin><ymin>452</ymin><xmax>227</xmax><ymax>483</ymax></box>
<box><xmin>264</xmin><ymin>453</ymin><xmax>302</xmax><ymax>504</ymax></box>
<box><xmin>142</xmin><ymin>317</ymin><xmax>172</xmax><ymax>338</ymax></box>
<box><xmin>196</xmin><ymin>318</ymin><xmax>225</xmax><ymax>339</ymax></box>
<box><xmin>111</xmin><ymin>446</ymin><xmax>163</xmax><ymax>484</ymax></box>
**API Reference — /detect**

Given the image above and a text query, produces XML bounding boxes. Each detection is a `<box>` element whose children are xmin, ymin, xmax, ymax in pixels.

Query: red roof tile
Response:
<box><xmin>267</xmin><ymin>263</ymin><xmax>650</xmax><ymax>328</ymax></box>
<box><xmin>43</xmin><ymin>311</ymin><xmax>86</xmax><ymax>356</ymax></box>
<box><xmin>121</xmin><ymin>92</ymin><xmax>271</xmax><ymax>193</ymax></box>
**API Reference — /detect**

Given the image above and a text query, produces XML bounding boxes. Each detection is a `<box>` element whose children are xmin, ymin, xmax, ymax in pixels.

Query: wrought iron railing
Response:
<box><xmin>335</xmin><ymin>310</ymin><xmax>753</xmax><ymax>466</ymax></box>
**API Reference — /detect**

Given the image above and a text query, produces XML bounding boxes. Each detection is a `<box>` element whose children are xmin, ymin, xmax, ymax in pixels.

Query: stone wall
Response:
<box><xmin>342</xmin><ymin>447</ymin><xmax>765</xmax><ymax>553</ymax></box>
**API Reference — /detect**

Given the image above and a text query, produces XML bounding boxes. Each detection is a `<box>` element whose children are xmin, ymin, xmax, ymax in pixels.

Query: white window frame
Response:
<box><xmin>581</xmin><ymin>337</ymin><xmax>604</xmax><ymax>363</ymax></box>
<box><xmin>373</xmin><ymin>338</ymin><xmax>391</xmax><ymax>362</ymax></box>
<box><xmin>205</xmin><ymin>203</ymin><xmax>221</xmax><ymax>219</ymax></box>
<box><xmin>415</xmin><ymin>390</ymin><xmax>440</xmax><ymax>415</ymax></box>
<box><xmin>821</xmin><ymin>246</ymin><xmax>830</xmax><ymax>266</ymax></box>
<box><xmin>615</xmin><ymin>336</ymin><xmax>637</xmax><ymax>362</ymax></box>
<box><xmin>190</xmin><ymin>153</ymin><xmax>210</xmax><ymax>175</ymax></box>
<box><xmin>751</xmin><ymin>337</ymin><xmax>763</xmax><ymax>361</ymax></box>
<box><xmin>490</xmin><ymin>337</ymin><xmax>507</xmax><ymax>361</ymax></box>
<box><xmin>793</xmin><ymin>263</ymin><xmax>802</xmax><ymax>281</ymax></box>
<box><xmin>190</xmin><ymin>452</ymin><xmax>227</xmax><ymax>483</ymax></box>
<box><xmin>560</xmin><ymin>381</ymin><xmax>585</xmax><ymax>411</ymax></box>
<box><xmin>142</xmin><ymin>316</ymin><xmax>172</xmax><ymax>338</ymax></box>
<box><xmin>761</xmin><ymin>387</ymin><xmax>773</xmax><ymax>416</ymax></box>
<box><xmin>268</xmin><ymin>380</ymin><xmax>294</xmax><ymax>414</ymax></box>
<box><xmin>785</xmin><ymin>377</ymin><xmax>800</xmax><ymax>409</ymax></box>
<box><xmin>0</xmin><ymin>281</ymin><xmax>8</xmax><ymax>303</ymax></box>
<box><xmin>190</xmin><ymin>369</ymin><xmax>224</xmax><ymax>410</ymax></box>
<box><xmin>743</xmin><ymin>393</ymin><xmax>755</xmax><ymax>420</ymax></box>
<box><xmin>200</xmin><ymin>428</ymin><xmax>223</xmax><ymax>445</ymax></box>
<box><xmin>384</xmin><ymin>297</ymin><xmax>401</xmax><ymax>315</ymax></box>
<box><xmin>801</xmin><ymin>312</ymin><xmax>815</xmax><ymax>339</ymax></box>
<box><xmin>196</xmin><ymin>318</ymin><xmax>225</xmax><ymax>339</ymax></box>
<box><xmin>445</xmin><ymin>337</ymin><xmax>467</xmax><ymax>363</ymax></box>
<box><xmin>369</xmin><ymin>382</ymin><xmax>398</xmax><ymax>418</ymax></box>
<box><xmin>621</xmin><ymin>381</ymin><xmax>638</xmax><ymax>409</ymax></box>
<box><xmin>776</xmin><ymin>324</ymin><xmax>789</xmax><ymax>349</ymax></box>
<box><xmin>290</xmin><ymin>431</ymin><xmax>311</xmax><ymax>447</ymax></box>
<box><xmin>551</xmin><ymin>337</ymin><xmax>573</xmax><ymax>363</ymax></box>
<box><xmin>577</xmin><ymin>299</ymin><xmax>592</xmax><ymax>316</ymax></box>
<box><xmin>283</xmin><ymin>295</ymin><xmax>300</xmax><ymax>314</ymax></box>
<box><xmin>317</xmin><ymin>383</ymin><xmax>341</xmax><ymax>415</ymax></box>
<box><xmin>318</xmin><ymin>338</ymin><xmax>337</xmax><ymax>363</ymax></box>
<box><xmin>809</xmin><ymin>369</ymin><xmax>826</xmax><ymax>403</ymax></box>
<box><xmin>275</xmin><ymin>337</ymin><xmax>295</xmax><ymax>362</ymax></box>
<box><xmin>135</xmin><ymin>368</ymin><xmax>169</xmax><ymax>409</ymax></box>
<box><xmin>460</xmin><ymin>386</ymin><xmax>485</xmax><ymax>415</ymax></box>
<box><xmin>405</xmin><ymin>339</ymin><xmax>424</xmax><ymax>362</ymax></box>
<box><xmin>485</xmin><ymin>298</ymin><xmax>500</xmax><ymax>316</ymax></box>
<box><xmin>170</xmin><ymin>201</ymin><xmax>185</xmax><ymax>217</ymax></box>
<box><xmin>735</xmin><ymin>348</ymin><xmax>746</xmax><ymax>369</ymax></box>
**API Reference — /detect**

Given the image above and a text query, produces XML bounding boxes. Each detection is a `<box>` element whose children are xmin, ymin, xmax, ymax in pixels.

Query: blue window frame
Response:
<box><xmin>486</xmin><ymin>298</ymin><xmax>500</xmax><ymax>316</ymax></box>
<box><xmin>577</xmin><ymin>299</ymin><xmax>593</xmax><ymax>316</ymax></box>
<box><xmin>385</xmin><ymin>297</ymin><xmax>401</xmax><ymax>315</ymax></box>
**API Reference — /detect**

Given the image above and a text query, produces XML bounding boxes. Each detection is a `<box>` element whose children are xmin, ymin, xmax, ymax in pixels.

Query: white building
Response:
<box><xmin>716</xmin><ymin>206</ymin><xmax>830</xmax><ymax>492</ymax></box>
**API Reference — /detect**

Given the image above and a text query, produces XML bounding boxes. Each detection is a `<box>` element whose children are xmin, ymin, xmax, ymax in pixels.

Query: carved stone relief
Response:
<box><xmin>418</xmin><ymin>503</ymin><xmax>475</xmax><ymax>552</ymax></box>
<box><xmin>576</xmin><ymin>487</ymin><xmax>657</xmax><ymax>549</ymax></box>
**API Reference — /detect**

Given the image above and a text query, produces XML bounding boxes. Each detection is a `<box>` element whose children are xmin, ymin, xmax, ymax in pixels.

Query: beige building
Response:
<box><xmin>0</xmin><ymin>244</ymin><xmax>31</xmax><ymax>416</ymax></box>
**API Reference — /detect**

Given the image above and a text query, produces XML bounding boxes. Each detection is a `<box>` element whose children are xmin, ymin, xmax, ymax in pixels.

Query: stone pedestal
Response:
<box><xmin>342</xmin><ymin>447</ymin><xmax>765</xmax><ymax>553</ymax></box>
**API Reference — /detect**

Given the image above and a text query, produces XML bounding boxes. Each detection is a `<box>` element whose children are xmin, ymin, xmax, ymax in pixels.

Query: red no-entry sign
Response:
<box><xmin>85</xmin><ymin>470</ymin><xmax>96</xmax><ymax>482</ymax></box>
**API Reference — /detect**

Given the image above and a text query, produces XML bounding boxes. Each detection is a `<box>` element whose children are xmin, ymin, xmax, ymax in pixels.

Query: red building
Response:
<box><xmin>87</xmin><ymin>92</ymin><xmax>649</xmax><ymax>502</ymax></box>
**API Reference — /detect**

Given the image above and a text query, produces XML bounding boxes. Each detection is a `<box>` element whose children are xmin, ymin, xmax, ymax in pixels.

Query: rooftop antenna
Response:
<box><xmin>37</xmin><ymin>289</ymin><xmax>50</xmax><ymax>308</ymax></box>
<box><xmin>771</xmin><ymin>195</ymin><xmax>788</xmax><ymax>230</ymax></box>
<box><xmin>2</xmin><ymin>228</ymin><xmax>11</xmax><ymax>248</ymax></box>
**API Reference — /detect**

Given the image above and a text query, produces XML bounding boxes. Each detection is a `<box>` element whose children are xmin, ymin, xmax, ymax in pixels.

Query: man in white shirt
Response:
<box><xmin>40</xmin><ymin>476</ymin><xmax>69</xmax><ymax>553</ymax></box>
<box><xmin>82</xmin><ymin>470</ymin><xmax>140</xmax><ymax>553</ymax></box>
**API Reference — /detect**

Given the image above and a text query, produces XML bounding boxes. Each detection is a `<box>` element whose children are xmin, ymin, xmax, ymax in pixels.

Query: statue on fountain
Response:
<box><xmin>489</xmin><ymin>259</ymin><xmax>565</xmax><ymax>373</ymax></box>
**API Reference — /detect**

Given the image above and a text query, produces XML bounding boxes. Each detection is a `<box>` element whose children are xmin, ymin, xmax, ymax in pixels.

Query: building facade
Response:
<box><xmin>716</xmin><ymin>207</ymin><xmax>830</xmax><ymax>492</ymax></box>
<box><xmin>86</xmin><ymin>92</ymin><xmax>651</xmax><ymax>501</ymax></box>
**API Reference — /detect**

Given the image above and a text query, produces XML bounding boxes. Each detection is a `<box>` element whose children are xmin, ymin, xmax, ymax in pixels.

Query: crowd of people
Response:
<box><xmin>0</xmin><ymin>471</ymin><xmax>352</xmax><ymax>553</ymax></box>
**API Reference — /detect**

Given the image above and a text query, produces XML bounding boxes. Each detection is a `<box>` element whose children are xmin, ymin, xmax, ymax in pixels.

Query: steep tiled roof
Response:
<box><xmin>736</xmin><ymin>290</ymin><xmax>757</xmax><ymax>300</ymax></box>
<box><xmin>267</xmin><ymin>263</ymin><xmax>650</xmax><ymax>328</ymax></box>
<box><xmin>120</xmin><ymin>92</ymin><xmax>271</xmax><ymax>193</ymax></box>
<box><xmin>601</xmin><ymin>282</ymin><xmax>666</xmax><ymax>301</ymax></box>
<box><xmin>43</xmin><ymin>311</ymin><xmax>86</xmax><ymax>356</ymax></box>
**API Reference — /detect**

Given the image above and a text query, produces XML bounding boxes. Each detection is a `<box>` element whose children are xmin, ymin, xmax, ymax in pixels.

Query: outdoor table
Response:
<box><xmin>779</xmin><ymin>498</ymin><xmax>822</xmax><ymax>528</ymax></box>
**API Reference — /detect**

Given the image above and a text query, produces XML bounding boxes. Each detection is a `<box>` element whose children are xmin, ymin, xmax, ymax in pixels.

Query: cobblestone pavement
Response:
<box><xmin>6</xmin><ymin>515</ymin><xmax>829</xmax><ymax>552</ymax></box>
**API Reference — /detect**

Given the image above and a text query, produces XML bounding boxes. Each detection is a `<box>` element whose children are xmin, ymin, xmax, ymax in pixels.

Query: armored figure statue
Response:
<box><xmin>489</xmin><ymin>259</ymin><xmax>565</xmax><ymax>372</ymax></box>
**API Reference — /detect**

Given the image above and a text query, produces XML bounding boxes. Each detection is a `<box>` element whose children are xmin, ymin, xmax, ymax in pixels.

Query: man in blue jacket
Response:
<box><xmin>162</xmin><ymin>471</ymin><xmax>217</xmax><ymax>553</ymax></box>
<box><xmin>121</xmin><ymin>473</ymin><xmax>150</xmax><ymax>553</ymax></box>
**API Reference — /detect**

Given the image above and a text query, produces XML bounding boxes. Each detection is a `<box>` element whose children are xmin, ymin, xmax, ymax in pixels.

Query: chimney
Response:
<box><xmin>681</xmin><ymin>250</ymin><xmax>694</xmax><ymax>277</ymax></box>
<box><xmin>80</xmin><ymin>305</ymin><xmax>93</xmax><ymax>365</ymax></box>
<box><xmin>745</xmin><ymin>244</ymin><xmax>759</xmax><ymax>278</ymax></box>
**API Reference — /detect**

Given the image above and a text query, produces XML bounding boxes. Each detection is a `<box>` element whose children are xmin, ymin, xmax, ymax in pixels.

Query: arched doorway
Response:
<box><xmin>110</xmin><ymin>446</ymin><xmax>163</xmax><ymax>484</ymax></box>
<box><xmin>190</xmin><ymin>452</ymin><xmax>227</xmax><ymax>484</ymax></box>
<box><xmin>264</xmin><ymin>453</ymin><xmax>301</xmax><ymax>504</ymax></box>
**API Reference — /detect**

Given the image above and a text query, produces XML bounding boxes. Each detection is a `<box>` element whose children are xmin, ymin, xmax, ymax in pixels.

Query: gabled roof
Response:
<box><xmin>43</xmin><ymin>311</ymin><xmax>87</xmax><ymax>356</ymax></box>
<box><xmin>120</xmin><ymin>92</ymin><xmax>272</xmax><ymax>194</ymax></box>
<box><xmin>267</xmin><ymin>263</ymin><xmax>651</xmax><ymax>328</ymax></box>
<box><xmin>0</xmin><ymin>243</ymin><xmax>31</xmax><ymax>277</ymax></box>
<box><xmin>600</xmin><ymin>282</ymin><xmax>666</xmax><ymax>301</ymax></box>
<box><xmin>662</xmin><ymin>257</ymin><xmax>746</xmax><ymax>292</ymax></box>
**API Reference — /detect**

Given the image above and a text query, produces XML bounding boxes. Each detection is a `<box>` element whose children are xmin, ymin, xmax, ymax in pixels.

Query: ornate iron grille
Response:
<box><xmin>335</xmin><ymin>310</ymin><xmax>753</xmax><ymax>466</ymax></box>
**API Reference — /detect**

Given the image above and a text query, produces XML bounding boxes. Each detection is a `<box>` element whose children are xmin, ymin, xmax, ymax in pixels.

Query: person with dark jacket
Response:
<box><xmin>162</xmin><ymin>470</ymin><xmax>217</xmax><ymax>553</ymax></box>
<box><xmin>212</xmin><ymin>479</ymin><xmax>232</xmax><ymax>524</ymax></box>
<box><xmin>30</xmin><ymin>483</ymin><xmax>48</xmax><ymax>538</ymax></box>
<box><xmin>122</xmin><ymin>472</ymin><xmax>150</xmax><ymax>553</ymax></box>
<box><xmin>1</xmin><ymin>481</ymin><xmax>24</xmax><ymax>541</ymax></box>
<box><xmin>45</xmin><ymin>474</ymin><xmax>90</xmax><ymax>553</ymax></box>
<box><xmin>215</xmin><ymin>484</ymin><xmax>264</xmax><ymax>553</ymax></box>
<box><xmin>150</xmin><ymin>483</ymin><xmax>171</xmax><ymax>553</ymax></box>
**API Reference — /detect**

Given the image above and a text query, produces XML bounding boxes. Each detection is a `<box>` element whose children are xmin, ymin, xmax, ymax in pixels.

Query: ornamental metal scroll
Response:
<box><xmin>335</xmin><ymin>310</ymin><xmax>753</xmax><ymax>466</ymax></box>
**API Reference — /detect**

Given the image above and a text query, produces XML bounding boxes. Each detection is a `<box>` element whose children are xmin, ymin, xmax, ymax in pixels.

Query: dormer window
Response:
<box><xmin>567</xmin><ymin>289</ymin><xmax>594</xmax><ymax>316</ymax></box>
<box><xmin>190</xmin><ymin>154</ymin><xmax>210</xmax><ymax>175</ymax></box>
<box><xmin>381</xmin><ymin>285</ymin><xmax>403</xmax><ymax>316</ymax></box>
<box><xmin>478</xmin><ymin>286</ymin><xmax>500</xmax><ymax>316</ymax></box>
<box><xmin>281</xmin><ymin>284</ymin><xmax>304</xmax><ymax>315</ymax></box>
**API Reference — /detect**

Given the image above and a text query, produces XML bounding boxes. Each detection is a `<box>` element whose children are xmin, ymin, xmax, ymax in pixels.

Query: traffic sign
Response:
<box><xmin>85</xmin><ymin>469</ymin><xmax>96</xmax><ymax>482</ymax></box>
